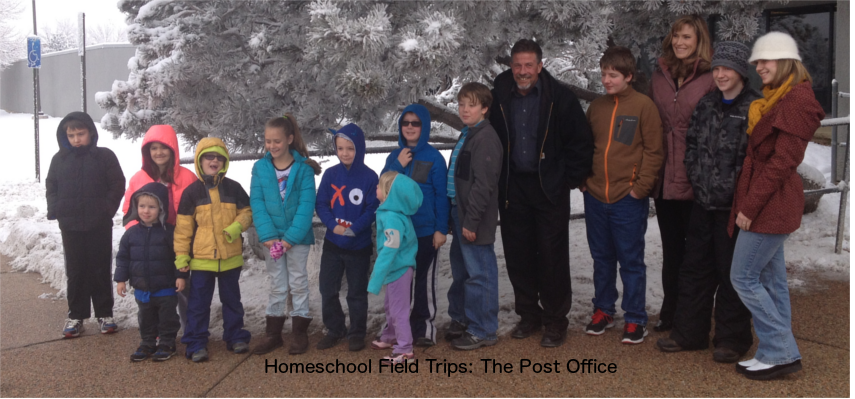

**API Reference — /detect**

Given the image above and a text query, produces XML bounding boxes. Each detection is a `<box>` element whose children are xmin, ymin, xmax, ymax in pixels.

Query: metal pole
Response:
<box><xmin>834</xmin><ymin>131</ymin><xmax>849</xmax><ymax>254</ymax></box>
<box><xmin>831</xmin><ymin>79</ymin><xmax>838</xmax><ymax>183</ymax></box>
<box><xmin>32</xmin><ymin>0</ymin><xmax>40</xmax><ymax>182</ymax></box>
<box><xmin>79</xmin><ymin>13</ymin><xmax>86</xmax><ymax>113</ymax></box>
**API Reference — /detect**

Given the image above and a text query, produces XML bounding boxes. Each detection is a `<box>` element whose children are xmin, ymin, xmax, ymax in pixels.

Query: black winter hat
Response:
<box><xmin>712</xmin><ymin>41</ymin><xmax>751</xmax><ymax>78</ymax></box>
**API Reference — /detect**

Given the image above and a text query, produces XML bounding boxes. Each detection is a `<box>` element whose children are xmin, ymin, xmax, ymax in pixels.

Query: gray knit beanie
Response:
<box><xmin>712</xmin><ymin>41</ymin><xmax>751</xmax><ymax>78</ymax></box>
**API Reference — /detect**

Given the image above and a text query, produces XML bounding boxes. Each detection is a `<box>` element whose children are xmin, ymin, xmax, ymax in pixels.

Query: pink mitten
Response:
<box><xmin>270</xmin><ymin>241</ymin><xmax>286</xmax><ymax>260</ymax></box>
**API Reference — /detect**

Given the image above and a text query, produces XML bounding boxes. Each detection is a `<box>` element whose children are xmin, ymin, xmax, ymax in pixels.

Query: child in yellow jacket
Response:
<box><xmin>174</xmin><ymin>137</ymin><xmax>253</xmax><ymax>362</ymax></box>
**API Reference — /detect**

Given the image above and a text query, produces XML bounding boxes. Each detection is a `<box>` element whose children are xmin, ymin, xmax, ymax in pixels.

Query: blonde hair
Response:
<box><xmin>661</xmin><ymin>15</ymin><xmax>713</xmax><ymax>79</ymax></box>
<box><xmin>768</xmin><ymin>59</ymin><xmax>813</xmax><ymax>89</ymax></box>
<box><xmin>265</xmin><ymin>114</ymin><xmax>322</xmax><ymax>175</ymax></box>
<box><xmin>378</xmin><ymin>171</ymin><xmax>399</xmax><ymax>200</ymax></box>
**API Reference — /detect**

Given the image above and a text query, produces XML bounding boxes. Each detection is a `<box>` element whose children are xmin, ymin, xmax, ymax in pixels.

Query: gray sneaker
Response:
<box><xmin>191</xmin><ymin>348</ymin><xmax>209</xmax><ymax>363</ymax></box>
<box><xmin>451</xmin><ymin>332</ymin><xmax>497</xmax><ymax>351</ymax></box>
<box><xmin>232</xmin><ymin>341</ymin><xmax>249</xmax><ymax>354</ymax></box>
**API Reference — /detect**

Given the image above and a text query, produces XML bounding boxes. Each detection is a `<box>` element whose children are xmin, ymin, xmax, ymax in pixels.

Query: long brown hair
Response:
<box><xmin>265</xmin><ymin>114</ymin><xmax>322</xmax><ymax>175</ymax></box>
<box><xmin>661</xmin><ymin>15</ymin><xmax>713</xmax><ymax>80</ymax></box>
<box><xmin>143</xmin><ymin>142</ymin><xmax>175</xmax><ymax>184</ymax></box>
<box><xmin>768</xmin><ymin>59</ymin><xmax>813</xmax><ymax>89</ymax></box>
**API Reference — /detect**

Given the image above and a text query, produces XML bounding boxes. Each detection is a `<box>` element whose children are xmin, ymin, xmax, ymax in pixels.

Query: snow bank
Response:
<box><xmin>0</xmin><ymin>112</ymin><xmax>848</xmax><ymax>340</ymax></box>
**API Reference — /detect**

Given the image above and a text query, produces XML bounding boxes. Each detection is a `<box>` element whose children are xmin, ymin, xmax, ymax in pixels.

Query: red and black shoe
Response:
<box><xmin>621</xmin><ymin>323</ymin><xmax>648</xmax><ymax>344</ymax></box>
<box><xmin>584</xmin><ymin>309</ymin><xmax>615</xmax><ymax>336</ymax></box>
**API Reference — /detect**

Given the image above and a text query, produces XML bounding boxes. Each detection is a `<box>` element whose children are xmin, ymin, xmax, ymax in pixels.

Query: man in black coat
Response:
<box><xmin>490</xmin><ymin>39</ymin><xmax>594</xmax><ymax>347</ymax></box>
<box><xmin>46</xmin><ymin>111</ymin><xmax>125</xmax><ymax>338</ymax></box>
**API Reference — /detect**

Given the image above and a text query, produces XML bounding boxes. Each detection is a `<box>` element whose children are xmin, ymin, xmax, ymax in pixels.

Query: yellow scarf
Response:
<box><xmin>746</xmin><ymin>74</ymin><xmax>795</xmax><ymax>135</ymax></box>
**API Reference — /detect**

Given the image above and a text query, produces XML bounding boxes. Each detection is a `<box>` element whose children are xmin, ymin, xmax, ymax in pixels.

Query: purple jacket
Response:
<box><xmin>649</xmin><ymin>57</ymin><xmax>716</xmax><ymax>200</ymax></box>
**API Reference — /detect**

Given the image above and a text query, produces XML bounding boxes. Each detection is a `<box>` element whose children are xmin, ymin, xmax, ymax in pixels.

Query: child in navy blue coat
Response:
<box><xmin>315</xmin><ymin>123</ymin><xmax>379</xmax><ymax>352</ymax></box>
<box><xmin>115</xmin><ymin>182</ymin><xmax>189</xmax><ymax>362</ymax></box>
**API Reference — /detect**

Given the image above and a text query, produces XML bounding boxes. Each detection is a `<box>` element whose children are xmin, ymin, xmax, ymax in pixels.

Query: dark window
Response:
<box><xmin>766</xmin><ymin>4</ymin><xmax>836</xmax><ymax>113</ymax></box>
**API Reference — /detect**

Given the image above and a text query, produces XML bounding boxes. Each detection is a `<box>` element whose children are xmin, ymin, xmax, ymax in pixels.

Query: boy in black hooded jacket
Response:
<box><xmin>115</xmin><ymin>182</ymin><xmax>189</xmax><ymax>361</ymax></box>
<box><xmin>46</xmin><ymin>112</ymin><xmax>125</xmax><ymax>338</ymax></box>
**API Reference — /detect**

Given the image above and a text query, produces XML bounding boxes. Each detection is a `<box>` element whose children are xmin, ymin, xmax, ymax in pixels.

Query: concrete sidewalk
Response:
<box><xmin>0</xmin><ymin>256</ymin><xmax>849</xmax><ymax>397</ymax></box>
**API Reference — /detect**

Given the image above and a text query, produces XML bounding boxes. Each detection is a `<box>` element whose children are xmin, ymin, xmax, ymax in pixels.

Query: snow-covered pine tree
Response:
<box><xmin>98</xmin><ymin>0</ymin><xmax>774</xmax><ymax>152</ymax></box>
<box><xmin>0</xmin><ymin>0</ymin><xmax>24</xmax><ymax>69</ymax></box>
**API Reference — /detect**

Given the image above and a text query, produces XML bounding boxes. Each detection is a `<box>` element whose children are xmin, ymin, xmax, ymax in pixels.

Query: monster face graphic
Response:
<box><xmin>329</xmin><ymin>184</ymin><xmax>367</xmax><ymax>230</ymax></box>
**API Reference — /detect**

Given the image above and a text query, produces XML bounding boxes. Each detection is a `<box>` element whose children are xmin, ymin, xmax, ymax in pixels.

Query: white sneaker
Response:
<box><xmin>62</xmin><ymin>318</ymin><xmax>83</xmax><ymax>338</ymax></box>
<box><xmin>97</xmin><ymin>317</ymin><xmax>118</xmax><ymax>334</ymax></box>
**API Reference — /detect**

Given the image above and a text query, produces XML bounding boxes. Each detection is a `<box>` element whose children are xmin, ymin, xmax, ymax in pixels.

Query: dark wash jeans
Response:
<box><xmin>318</xmin><ymin>240</ymin><xmax>370</xmax><ymax>339</ymax></box>
<box><xmin>583</xmin><ymin>191</ymin><xmax>649</xmax><ymax>325</ymax></box>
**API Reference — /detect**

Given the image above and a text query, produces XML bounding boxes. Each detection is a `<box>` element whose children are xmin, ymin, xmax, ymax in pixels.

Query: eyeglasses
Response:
<box><xmin>202</xmin><ymin>153</ymin><xmax>226</xmax><ymax>162</ymax></box>
<box><xmin>401</xmin><ymin>121</ymin><xmax>422</xmax><ymax>127</ymax></box>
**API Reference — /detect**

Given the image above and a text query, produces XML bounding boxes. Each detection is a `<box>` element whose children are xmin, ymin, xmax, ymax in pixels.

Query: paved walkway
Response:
<box><xmin>0</xmin><ymin>256</ymin><xmax>849</xmax><ymax>397</ymax></box>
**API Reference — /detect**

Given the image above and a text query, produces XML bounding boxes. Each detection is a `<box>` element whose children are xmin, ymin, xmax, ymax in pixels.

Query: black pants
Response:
<box><xmin>137</xmin><ymin>294</ymin><xmax>181</xmax><ymax>349</ymax></box>
<box><xmin>61</xmin><ymin>227</ymin><xmax>114</xmax><ymax>320</ymax></box>
<box><xmin>410</xmin><ymin>235</ymin><xmax>439</xmax><ymax>342</ymax></box>
<box><xmin>319</xmin><ymin>242</ymin><xmax>370</xmax><ymax>339</ymax></box>
<box><xmin>670</xmin><ymin>204</ymin><xmax>753</xmax><ymax>353</ymax></box>
<box><xmin>500</xmin><ymin>173</ymin><xmax>572</xmax><ymax>330</ymax></box>
<box><xmin>653</xmin><ymin>197</ymin><xmax>693</xmax><ymax>323</ymax></box>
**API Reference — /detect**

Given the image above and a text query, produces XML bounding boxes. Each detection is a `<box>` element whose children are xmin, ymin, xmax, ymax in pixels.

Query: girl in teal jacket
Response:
<box><xmin>369</xmin><ymin>172</ymin><xmax>423</xmax><ymax>364</ymax></box>
<box><xmin>249</xmin><ymin>115</ymin><xmax>321</xmax><ymax>355</ymax></box>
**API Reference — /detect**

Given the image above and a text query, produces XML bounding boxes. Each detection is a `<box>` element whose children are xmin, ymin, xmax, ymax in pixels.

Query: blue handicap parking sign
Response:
<box><xmin>27</xmin><ymin>37</ymin><xmax>41</xmax><ymax>68</ymax></box>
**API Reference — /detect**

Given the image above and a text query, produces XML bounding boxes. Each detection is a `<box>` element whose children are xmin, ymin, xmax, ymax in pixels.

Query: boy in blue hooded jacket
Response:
<box><xmin>368</xmin><ymin>172</ymin><xmax>423</xmax><ymax>364</ymax></box>
<box><xmin>381</xmin><ymin>103</ymin><xmax>449</xmax><ymax>346</ymax></box>
<box><xmin>315</xmin><ymin>123</ymin><xmax>380</xmax><ymax>351</ymax></box>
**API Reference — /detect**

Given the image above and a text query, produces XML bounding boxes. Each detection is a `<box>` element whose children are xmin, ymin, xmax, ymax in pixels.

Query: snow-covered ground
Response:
<box><xmin>0</xmin><ymin>110</ymin><xmax>848</xmax><ymax>340</ymax></box>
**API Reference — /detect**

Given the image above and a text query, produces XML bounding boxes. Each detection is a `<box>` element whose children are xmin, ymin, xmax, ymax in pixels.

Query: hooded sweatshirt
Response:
<box><xmin>46</xmin><ymin>112</ymin><xmax>125</xmax><ymax>231</ymax></box>
<box><xmin>174</xmin><ymin>137</ymin><xmax>253</xmax><ymax>272</ymax></box>
<box><xmin>368</xmin><ymin>174</ymin><xmax>423</xmax><ymax>295</ymax></box>
<box><xmin>122</xmin><ymin>125</ymin><xmax>198</xmax><ymax>228</ymax></box>
<box><xmin>381</xmin><ymin>104</ymin><xmax>449</xmax><ymax>238</ymax></box>
<box><xmin>115</xmin><ymin>182</ymin><xmax>188</xmax><ymax>294</ymax></box>
<box><xmin>250</xmin><ymin>149</ymin><xmax>317</xmax><ymax>246</ymax></box>
<box><xmin>315</xmin><ymin>124</ymin><xmax>379</xmax><ymax>251</ymax></box>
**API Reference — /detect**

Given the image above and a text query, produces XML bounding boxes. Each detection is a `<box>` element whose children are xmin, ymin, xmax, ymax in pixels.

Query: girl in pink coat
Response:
<box><xmin>121</xmin><ymin>125</ymin><xmax>197</xmax><ymax>332</ymax></box>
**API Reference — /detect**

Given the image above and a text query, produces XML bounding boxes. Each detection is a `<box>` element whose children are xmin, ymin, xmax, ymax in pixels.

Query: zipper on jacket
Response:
<box><xmin>537</xmin><ymin>103</ymin><xmax>554</xmax><ymax>202</ymax></box>
<box><xmin>208</xmin><ymin>186</ymin><xmax>219</xmax><ymax>261</ymax></box>
<box><xmin>500</xmin><ymin>104</ymin><xmax>511</xmax><ymax>209</ymax></box>
<box><xmin>604</xmin><ymin>97</ymin><xmax>619</xmax><ymax>203</ymax></box>
<box><xmin>630</xmin><ymin>163</ymin><xmax>637</xmax><ymax>187</ymax></box>
<box><xmin>144</xmin><ymin>226</ymin><xmax>152</xmax><ymax>291</ymax></box>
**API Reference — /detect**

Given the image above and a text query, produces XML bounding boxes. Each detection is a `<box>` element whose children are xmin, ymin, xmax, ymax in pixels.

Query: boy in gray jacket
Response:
<box><xmin>445</xmin><ymin>82</ymin><xmax>503</xmax><ymax>350</ymax></box>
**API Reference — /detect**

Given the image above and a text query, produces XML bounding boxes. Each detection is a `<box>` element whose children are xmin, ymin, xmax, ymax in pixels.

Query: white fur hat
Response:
<box><xmin>748</xmin><ymin>31</ymin><xmax>801</xmax><ymax>64</ymax></box>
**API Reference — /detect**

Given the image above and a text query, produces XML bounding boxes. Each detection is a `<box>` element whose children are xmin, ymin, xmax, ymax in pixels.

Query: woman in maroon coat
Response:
<box><xmin>649</xmin><ymin>15</ymin><xmax>716</xmax><ymax>332</ymax></box>
<box><xmin>730</xmin><ymin>32</ymin><xmax>824</xmax><ymax>380</ymax></box>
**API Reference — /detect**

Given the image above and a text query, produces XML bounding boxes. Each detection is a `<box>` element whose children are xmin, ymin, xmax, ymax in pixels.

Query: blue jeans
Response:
<box><xmin>264</xmin><ymin>244</ymin><xmax>311</xmax><ymax>318</ymax></box>
<box><xmin>447</xmin><ymin>205</ymin><xmax>499</xmax><ymax>340</ymax></box>
<box><xmin>730</xmin><ymin>231</ymin><xmax>800</xmax><ymax>365</ymax></box>
<box><xmin>583</xmin><ymin>192</ymin><xmax>649</xmax><ymax>325</ymax></box>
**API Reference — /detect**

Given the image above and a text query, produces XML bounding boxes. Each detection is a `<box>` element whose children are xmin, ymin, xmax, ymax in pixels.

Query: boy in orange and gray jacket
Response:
<box><xmin>580</xmin><ymin>46</ymin><xmax>663</xmax><ymax>345</ymax></box>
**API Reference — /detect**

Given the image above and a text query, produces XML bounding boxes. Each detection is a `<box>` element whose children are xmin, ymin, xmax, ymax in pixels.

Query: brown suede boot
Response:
<box><xmin>289</xmin><ymin>316</ymin><xmax>311</xmax><ymax>355</ymax></box>
<box><xmin>252</xmin><ymin>316</ymin><xmax>286</xmax><ymax>355</ymax></box>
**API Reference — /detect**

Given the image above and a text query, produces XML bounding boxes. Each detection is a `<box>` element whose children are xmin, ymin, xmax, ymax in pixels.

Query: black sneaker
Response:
<box><xmin>511</xmin><ymin>321</ymin><xmax>540</xmax><ymax>339</ymax></box>
<box><xmin>414</xmin><ymin>337</ymin><xmax>436</xmax><ymax>347</ymax></box>
<box><xmin>584</xmin><ymin>309</ymin><xmax>615</xmax><ymax>336</ymax></box>
<box><xmin>713</xmin><ymin>347</ymin><xmax>741</xmax><ymax>363</ymax></box>
<box><xmin>130</xmin><ymin>346</ymin><xmax>155</xmax><ymax>362</ymax></box>
<box><xmin>316</xmin><ymin>334</ymin><xmax>343</xmax><ymax>350</ymax></box>
<box><xmin>621</xmin><ymin>323</ymin><xmax>648</xmax><ymax>344</ymax></box>
<box><xmin>191</xmin><ymin>348</ymin><xmax>209</xmax><ymax>363</ymax></box>
<box><xmin>348</xmin><ymin>336</ymin><xmax>365</xmax><ymax>352</ymax></box>
<box><xmin>152</xmin><ymin>345</ymin><xmax>176</xmax><ymax>361</ymax></box>
<box><xmin>744</xmin><ymin>360</ymin><xmax>802</xmax><ymax>380</ymax></box>
<box><xmin>451</xmin><ymin>332</ymin><xmax>497</xmax><ymax>351</ymax></box>
<box><xmin>444</xmin><ymin>320</ymin><xmax>467</xmax><ymax>342</ymax></box>
<box><xmin>540</xmin><ymin>325</ymin><xmax>567</xmax><ymax>348</ymax></box>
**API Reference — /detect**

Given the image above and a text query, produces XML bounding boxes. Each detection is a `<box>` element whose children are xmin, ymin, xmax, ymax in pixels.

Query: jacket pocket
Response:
<box><xmin>613</xmin><ymin>116</ymin><xmax>638</xmax><ymax>146</ymax></box>
<box><xmin>411</xmin><ymin>160</ymin><xmax>433</xmax><ymax>184</ymax></box>
<box><xmin>455</xmin><ymin>151</ymin><xmax>471</xmax><ymax>181</ymax></box>
<box><xmin>630</xmin><ymin>163</ymin><xmax>637</xmax><ymax>186</ymax></box>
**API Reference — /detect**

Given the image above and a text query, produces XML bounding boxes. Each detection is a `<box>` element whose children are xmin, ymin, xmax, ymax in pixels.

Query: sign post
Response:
<box><xmin>27</xmin><ymin>35</ymin><xmax>41</xmax><ymax>182</ymax></box>
<box><xmin>78</xmin><ymin>12</ymin><xmax>86</xmax><ymax>113</ymax></box>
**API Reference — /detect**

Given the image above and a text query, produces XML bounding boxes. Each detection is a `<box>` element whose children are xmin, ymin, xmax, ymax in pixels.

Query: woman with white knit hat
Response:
<box><xmin>728</xmin><ymin>31</ymin><xmax>824</xmax><ymax>380</ymax></box>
